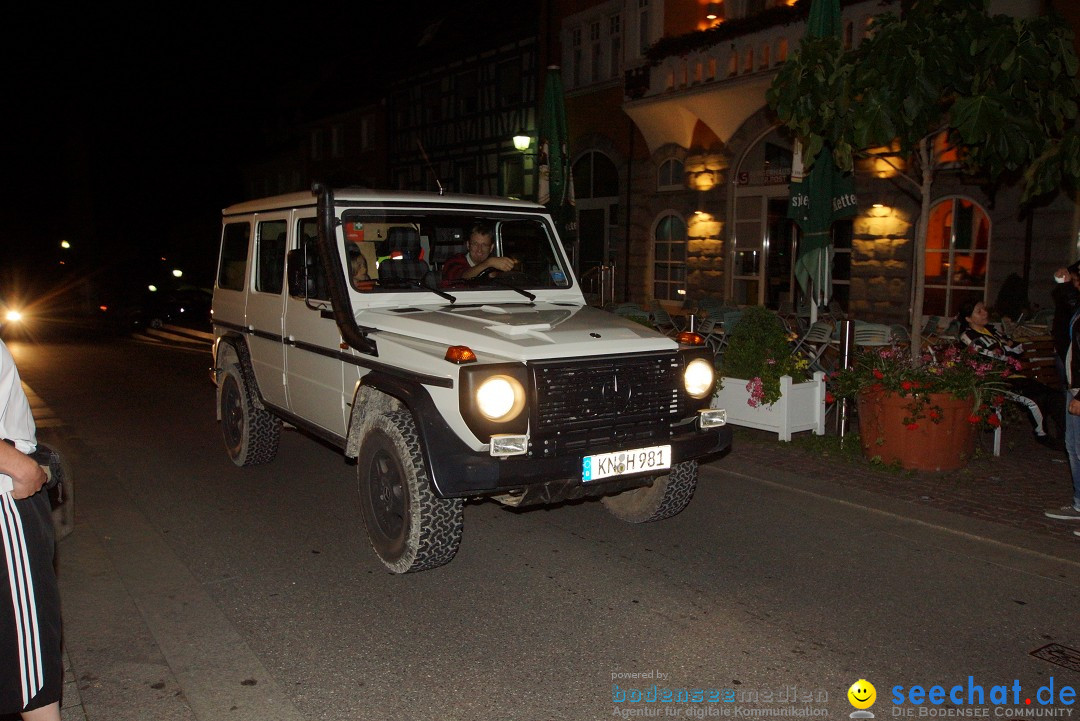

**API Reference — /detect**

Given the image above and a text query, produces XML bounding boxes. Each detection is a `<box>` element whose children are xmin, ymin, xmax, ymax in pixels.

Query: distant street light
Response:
<box><xmin>60</xmin><ymin>240</ymin><xmax>71</xmax><ymax>249</ymax></box>
<box><xmin>148</xmin><ymin>285</ymin><xmax>158</xmax><ymax>292</ymax></box>
<box><xmin>172</xmin><ymin>269</ymin><xmax>183</xmax><ymax>278</ymax></box>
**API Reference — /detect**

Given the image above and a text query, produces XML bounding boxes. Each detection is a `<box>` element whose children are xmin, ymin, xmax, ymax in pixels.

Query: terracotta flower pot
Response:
<box><xmin>856</xmin><ymin>390</ymin><xmax>976</xmax><ymax>472</ymax></box>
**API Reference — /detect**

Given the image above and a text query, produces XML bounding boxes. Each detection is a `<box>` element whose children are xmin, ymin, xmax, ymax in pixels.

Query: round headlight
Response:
<box><xmin>4</xmin><ymin>310</ymin><xmax>22</xmax><ymax>323</ymax></box>
<box><xmin>683</xmin><ymin>357</ymin><xmax>715</xmax><ymax>399</ymax></box>
<box><xmin>475</xmin><ymin>374</ymin><xmax>526</xmax><ymax>422</ymax></box>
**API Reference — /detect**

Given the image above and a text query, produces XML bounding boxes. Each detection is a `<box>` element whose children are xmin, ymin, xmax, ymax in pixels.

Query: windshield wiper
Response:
<box><xmin>484</xmin><ymin>277</ymin><xmax>536</xmax><ymax>301</ymax></box>
<box><xmin>418</xmin><ymin>277</ymin><xmax>458</xmax><ymax>303</ymax></box>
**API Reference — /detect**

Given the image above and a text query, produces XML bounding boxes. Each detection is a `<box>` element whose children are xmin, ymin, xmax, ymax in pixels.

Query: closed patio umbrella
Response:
<box><xmin>538</xmin><ymin>66</ymin><xmax>576</xmax><ymax>262</ymax></box>
<box><xmin>787</xmin><ymin>0</ymin><xmax>857</xmax><ymax>321</ymax></box>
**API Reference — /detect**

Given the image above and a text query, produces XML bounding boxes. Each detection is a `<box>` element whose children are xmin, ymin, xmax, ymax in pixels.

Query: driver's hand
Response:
<box><xmin>487</xmin><ymin>256</ymin><xmax>516</xmax><ymax>273</ymax></box>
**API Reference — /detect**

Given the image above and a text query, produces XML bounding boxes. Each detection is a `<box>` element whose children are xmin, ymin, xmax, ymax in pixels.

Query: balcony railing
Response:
<box><xmin>624</xmin><ymin>0</ymin><xmax>891</xmax><ymax>103</ymax></box>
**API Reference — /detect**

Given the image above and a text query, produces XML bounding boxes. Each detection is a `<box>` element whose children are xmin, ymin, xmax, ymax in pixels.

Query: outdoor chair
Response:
<box><xmin>650</xmin><ymin>303</ymin><xmax>682</xmax><ymax>337</ymax></box>
<box><xmin>696</xmin><ymin>297</ymin><xmax>725</xmax><ymax>321</ymax></box>
<box><xmin>921</xmin><ymin>315</ymin><xmax>943</xmax><ymax>339</ymax></box>
<box><xmin>693</xmin><ymin>316</ymin><xmax>724</xmax><ymax>354</ymax></box>
<box><xmin>792</xmin><ymin>320</ymin><xmax>837</xmax><ymax>373</ymax></box>
<box><xmin>713</xmin><ymin>310</ymin><xmax>744</xmax><ymax>358</ymax></box>
<box><xmin>852</xmin><ymin>323</ymin><xmax>892</xmax><ymax>348</ymax></box>
<box><xmin>1031</xmin><ymin>308</ymin><xmax>1054</xmax><ymax>326</ymax></box>
<box><xmin>614</xmin><ymin>304</ymin><xmax>651</xmax><ymax>325</ymax></box>
<box><xmin>937</xmin><ymin>319</ymin><xmax>961</xmax><ymax>341</ymax></box>
<box><xmin>890</xmin><ymin>324</ymin><xmax>911</xmax><ymax>347</ymax></box>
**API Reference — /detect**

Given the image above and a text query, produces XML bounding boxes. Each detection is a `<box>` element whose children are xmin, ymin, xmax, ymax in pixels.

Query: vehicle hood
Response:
<box><xmin>360</xmin><ymin>302</ymin><xmax>675</xmax><ymax>360</ymax></box>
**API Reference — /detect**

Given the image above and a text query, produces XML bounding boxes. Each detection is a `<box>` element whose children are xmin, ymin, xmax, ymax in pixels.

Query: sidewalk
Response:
<box><xmin>718</xmin><ymin>417</ymin><xmax>1079</xmax><ymax>549</ymax></box>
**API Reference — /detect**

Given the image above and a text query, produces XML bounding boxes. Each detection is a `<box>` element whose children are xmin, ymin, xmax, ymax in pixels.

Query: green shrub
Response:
<box><xmin>718</xmin><ymin>305</ymin><xmax>809</xmax><ymax>407</ymax></box>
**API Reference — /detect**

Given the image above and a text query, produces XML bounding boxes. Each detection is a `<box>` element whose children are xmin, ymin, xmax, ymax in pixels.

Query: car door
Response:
<box><xmin>245</xmin><ymin>214</ymin><xmax>290</xmax><ymax>410</ymax></box>
<box><xmin>282</xmin><ymin>213</ymin><xmax>348</xmax><ymax>437</ymax></box>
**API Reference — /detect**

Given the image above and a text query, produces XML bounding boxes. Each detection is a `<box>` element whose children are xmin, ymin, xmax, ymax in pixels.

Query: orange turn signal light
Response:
<box><xmin>445</xmin><ymin>345</ymin><xmax>478</xmax><ymax>364</ymax></box>
<box><xmin>676</xmin><ymin>331</ymin><xmax>705</xmax><ymax>346</ymax></box>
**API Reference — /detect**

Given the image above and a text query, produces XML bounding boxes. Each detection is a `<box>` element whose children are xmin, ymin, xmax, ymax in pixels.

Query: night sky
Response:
<box><xmin>1</xmin><ymin>4</ymin><xmax>443</xmax><ymax>296</ymax></box>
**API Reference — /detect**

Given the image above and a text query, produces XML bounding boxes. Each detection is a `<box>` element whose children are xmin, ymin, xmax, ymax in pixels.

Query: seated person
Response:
<box><xmin>441</xmin><ymin>222</ymin><xmax>516</xmax><ymax>281</ymax></box>
<box><xmin>348</xmin><ymin>246</ymin><xmax>375</xmax><ymax>291</ymax></box>
<box><xmin>957</xmin><ymin>299</ymin><xmax>1059</xmax><ymax>447</ymax></box>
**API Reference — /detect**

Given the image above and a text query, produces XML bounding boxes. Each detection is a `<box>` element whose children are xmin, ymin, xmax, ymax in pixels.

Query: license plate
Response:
<box><xmin>582</xmin><ymin>445</ymin><xmax>671</xmax><ymax>482</ymax></box>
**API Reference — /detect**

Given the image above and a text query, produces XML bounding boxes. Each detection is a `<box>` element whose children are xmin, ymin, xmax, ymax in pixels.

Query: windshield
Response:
<box><xmin>337</xmin><ymin>211</ymin><xmax>572</xmax><ymax>294</ymax></box>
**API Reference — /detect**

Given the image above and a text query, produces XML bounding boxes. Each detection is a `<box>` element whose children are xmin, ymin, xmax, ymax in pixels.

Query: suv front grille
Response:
<box><xmin>530</xmin><ymin>353</ymin><xmax>684</xmax><ymax>456</ymax></box>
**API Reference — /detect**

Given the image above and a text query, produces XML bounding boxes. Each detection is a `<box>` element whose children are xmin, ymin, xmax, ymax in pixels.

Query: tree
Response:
<box><xmin>767</xmin><ymin>0</ymin><xmax>1080</xmax><ymax>355</ymax></box>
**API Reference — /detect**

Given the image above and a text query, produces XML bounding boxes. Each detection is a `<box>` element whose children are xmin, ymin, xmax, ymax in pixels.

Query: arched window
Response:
<box><xmin>573</xmin><ymin>151</ymin><xmax>619</xmax><ymax>199</ymax></box>
<box><xmin>923</xmin><ymin>197</ymin><xmax>991</xmax><ymax>318</ymax></box>
<box><xmin>654</xmin><ymin>213</ymin><xmax>687</xmax><ymax>302</ymax></box>
<box><xmin>657</xmin><ymin>158</ymin><xmax>684</xmax><ymax>191</ymax></box>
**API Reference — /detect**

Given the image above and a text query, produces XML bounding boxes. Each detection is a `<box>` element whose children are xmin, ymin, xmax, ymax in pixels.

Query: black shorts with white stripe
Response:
<box><xmin>0</xmin><ymin>490</ymin><xmax>62</xmax><ymax>713</ymax></box>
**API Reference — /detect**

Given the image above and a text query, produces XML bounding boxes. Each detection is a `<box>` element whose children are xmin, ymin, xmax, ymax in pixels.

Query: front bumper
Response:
<box><xmin>409</xmin><ymin>387</ymin><xmax>732</xmax><ymax>498</ymax></box>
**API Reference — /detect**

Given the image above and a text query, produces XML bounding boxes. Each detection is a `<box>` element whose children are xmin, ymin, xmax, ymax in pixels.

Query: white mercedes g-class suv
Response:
<box><xmin>211</xmin><ymin>186</ymin><xmax>730</xmax><ymax>573</ymax></box>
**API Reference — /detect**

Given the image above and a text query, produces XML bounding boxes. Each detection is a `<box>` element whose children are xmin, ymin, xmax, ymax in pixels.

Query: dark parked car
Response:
<box><xmin>130</xmin><ymin>287</ymin><xmax>213</xmax><ymax>330</ymax></box>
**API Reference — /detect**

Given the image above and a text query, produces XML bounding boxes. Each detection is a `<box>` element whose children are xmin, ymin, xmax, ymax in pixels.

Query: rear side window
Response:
<box><xmin>255</xmin><ymin>219</ymin><xmax>288</xmax><ymax>294</ymax></box>
<box><xmin>218</xmin><ymin>221</ymin><xmax>251</xmax><ymax>291</ymax></box>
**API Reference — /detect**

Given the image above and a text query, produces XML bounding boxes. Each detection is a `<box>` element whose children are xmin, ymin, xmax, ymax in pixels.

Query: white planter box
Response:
<box><xmin>711</xmin><ymin>371</ymin><xmax>826</xmax><ymax>442</ymax></box>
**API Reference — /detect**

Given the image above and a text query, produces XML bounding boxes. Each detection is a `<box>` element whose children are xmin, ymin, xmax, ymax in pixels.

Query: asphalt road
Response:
<box><xmin>7</xmin><ymin>336</ymin><xmax>1080</xmax><ymax>721</ymax></box>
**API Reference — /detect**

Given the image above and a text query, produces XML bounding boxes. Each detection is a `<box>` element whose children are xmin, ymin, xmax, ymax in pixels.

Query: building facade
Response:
<box><xmin>554</xmin><ymin>0</ymin><xmax>1080</xmax><ymax>323</ymax></box>
<box><xmin>241</xmin><ymin>0</ymin><xmax>1080</xmax><ymax>326</ymax></box>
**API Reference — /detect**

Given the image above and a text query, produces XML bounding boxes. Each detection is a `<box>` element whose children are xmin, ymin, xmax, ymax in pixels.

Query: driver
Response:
<box><xmin>441</xmin><ymin>222</ymin><xmax>516</xmax><ymax>281</ymax></box>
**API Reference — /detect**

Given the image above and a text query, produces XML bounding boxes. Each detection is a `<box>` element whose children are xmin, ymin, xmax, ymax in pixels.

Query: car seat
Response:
<box><xmin>378</xmin><ymin>227</ymin><xmax>429</xmax><ymax>284</ymax></box>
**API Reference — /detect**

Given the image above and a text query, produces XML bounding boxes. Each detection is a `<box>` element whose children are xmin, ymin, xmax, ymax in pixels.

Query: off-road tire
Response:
<box><xmin>219</xmin><ymin>363</ymin><xmax>281</xmax><ymax>466</ymax></box>
<box><xmin>357</xmin><ymin>409</ymin><xmax>463</xmax><ymax>573</ymax></box>
<box><xmin>601</xmin><ymin>460</ymin><xmax>698</xmax><ymax>523</ymax></box>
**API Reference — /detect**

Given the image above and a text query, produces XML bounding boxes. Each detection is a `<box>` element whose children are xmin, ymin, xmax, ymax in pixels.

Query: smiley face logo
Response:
<box><xmin>848</xmin><ymin>679</ymin><xmax>876</xmax><ymax>710</ymax></box>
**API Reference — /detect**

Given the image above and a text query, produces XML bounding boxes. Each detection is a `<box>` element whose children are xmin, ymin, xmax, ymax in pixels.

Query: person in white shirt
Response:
<box><xmin>0</xmin><ymin>339</ymin><xmax>61</xmax><ymax>721</ymax></box>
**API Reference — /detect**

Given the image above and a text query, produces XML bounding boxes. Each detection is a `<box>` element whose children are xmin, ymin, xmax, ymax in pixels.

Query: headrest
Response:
<box><xmin>384</xmin><ymin>227</ymin><xmax>421</xmax><ymax>257</ymax></box>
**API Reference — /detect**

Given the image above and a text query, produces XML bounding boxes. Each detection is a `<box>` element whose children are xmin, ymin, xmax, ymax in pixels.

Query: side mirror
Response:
<box><xmin>287</xmin><ymin>249</ymin><xmax>305</xmax><ymax>297</ymax></box>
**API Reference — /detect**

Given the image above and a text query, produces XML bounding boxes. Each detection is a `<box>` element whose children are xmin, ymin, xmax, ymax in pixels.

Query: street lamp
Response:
<box><xmin>513</xmin><ymin>133</ymin><xmax>532</xmax><ymax>153</ymax></box>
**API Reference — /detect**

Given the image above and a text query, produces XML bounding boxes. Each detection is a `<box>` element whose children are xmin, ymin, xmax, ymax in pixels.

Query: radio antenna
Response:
<box><xmin>416</xmin><ymin>137</ymin><xmax>445</xmax><ymax>195</ymax></box>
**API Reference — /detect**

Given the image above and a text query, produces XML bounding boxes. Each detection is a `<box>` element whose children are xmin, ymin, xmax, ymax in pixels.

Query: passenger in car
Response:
<box><xmin>348</xmin><ymin>246</ymin><xmax>375</xmax><ymax>291</ymax></box>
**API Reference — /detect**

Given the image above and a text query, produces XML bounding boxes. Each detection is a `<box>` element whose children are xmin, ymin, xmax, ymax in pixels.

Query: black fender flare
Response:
<box><xmin>214</xmin><ymin>335</ymin><xmax>268</xmax><ymax>413</ymax></box>
<box><xmin>347</xmin><ymin>371</ymin><xmax>478</xmax><ymax>498</ymax></box>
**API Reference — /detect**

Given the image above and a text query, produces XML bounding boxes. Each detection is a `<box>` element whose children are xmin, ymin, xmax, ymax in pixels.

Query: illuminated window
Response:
<box><xmin>923</xmin><ymin>197</ymin><xmax>991</xmax><ymax>317</ymax></box>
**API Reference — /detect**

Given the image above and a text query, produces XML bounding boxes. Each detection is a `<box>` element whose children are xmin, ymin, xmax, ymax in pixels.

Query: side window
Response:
<box><xmin>658</xmin><ymin>158</ymin><xmax>684</xmax><ymax>191</ymax></box>
<box><xmin>294</xmin><ymin>218</ymin><xmax>330</xmax><ymax>301</ymax></box>
<box><xmin>218</xmin><ymin>222</ymin><xmax>251</xmax><ymax>291</ymax></box>
<box><xmin>653</xmin><ymin>213</ymin><xmax>687</xmax><ymax>302</ymax></box>
<box><xmin>255</xmin><ymin>219</ymin><xmax>288</xmax><ymax>294</ymax></box>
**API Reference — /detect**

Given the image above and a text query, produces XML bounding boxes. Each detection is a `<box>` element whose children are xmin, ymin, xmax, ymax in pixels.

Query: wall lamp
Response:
<box><xmin>513</xmin><ymin>134</ymin><xmax>532</xmax><ymax>153</ymax></box>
